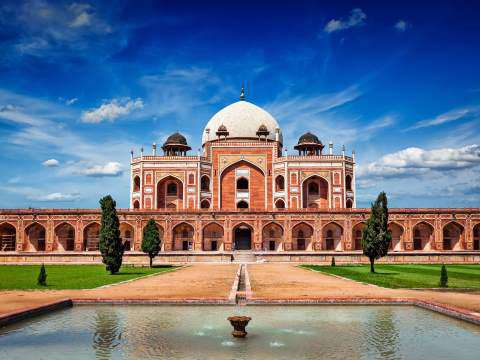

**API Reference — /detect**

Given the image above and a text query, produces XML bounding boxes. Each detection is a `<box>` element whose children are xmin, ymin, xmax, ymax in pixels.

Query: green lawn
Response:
<box><xmin>301</xmin><ymin>264</ymin><xmax>480</xmax><ymax>289</ymax></box>
<box><xmin>0</xmin><ymin>264</ymin><xmax>177</xmax><ymax>290</ymax></box>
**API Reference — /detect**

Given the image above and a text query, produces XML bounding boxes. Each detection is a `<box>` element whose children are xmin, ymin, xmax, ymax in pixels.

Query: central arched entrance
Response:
<box><xmin>234</xmin><ymin>224</ymin><xmax>252</xmax><ymax>250</ymax></box>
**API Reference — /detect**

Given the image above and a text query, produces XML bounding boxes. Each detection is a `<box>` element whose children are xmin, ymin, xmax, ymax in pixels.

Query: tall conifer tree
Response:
<box><xmin>142</xmin><ymin>219</ymin><xmax>161</xmax><ymax>267</ymax></box>
<box><xmin>99</xmin><ymin>195</ymin><xmax>124</xmax><ymax>274</ymax></box>
<box><xmin>361</xmin><ymin>192</ymin><xmax>392</xmax><ymax>273</ymax></box>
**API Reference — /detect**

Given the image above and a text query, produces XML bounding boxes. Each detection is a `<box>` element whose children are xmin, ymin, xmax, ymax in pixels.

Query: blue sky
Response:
<box><xmin>0</xmin><ymin>0</ymin><xmax>479</xmax><ymax>209</ymax></box>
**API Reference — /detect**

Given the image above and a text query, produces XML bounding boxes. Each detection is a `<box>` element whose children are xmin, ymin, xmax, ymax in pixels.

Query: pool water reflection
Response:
<box><xmin>0</xmin><ymin>305</ymin><xmax>479</xmax><ymax>359</ymax></box>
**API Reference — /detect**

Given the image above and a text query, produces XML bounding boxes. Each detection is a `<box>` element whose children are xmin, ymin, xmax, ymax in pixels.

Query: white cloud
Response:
<box><xmin>81</xmin><ymin>98</ymin><xmax>144</xmax><ymax>123</ymax></box>
<box><xmin>407</xmin><ymin>106</ymin><xmax>480</xmax><ymax>130</ymax></box>
<box><xmin>30</xmin><ymin>192</ymin><xmax>81</xmax><ymax>202</ymax></box>
<box><xmin>394</xmin><ymin>20</ymin><xmax>410</xmax><ymax>32</ymax></box>
<box><xmin>74</xmin><ymin>162</ymin><xmax>123</xmax><ymax>177</ymax></box>
<box><xmin>358</xmin><ymin>144</ymin><xmax>480</xmax><ymax>178</ymax></box>
<box><xmin>324</xmin><ymin>8</ymin><xmax>367</xmax><ymax>33</ymax></box>
<box><xmin>42</xmin><ymin>158</ymin><xmax>59</xmax><ymax>167</ymax></box>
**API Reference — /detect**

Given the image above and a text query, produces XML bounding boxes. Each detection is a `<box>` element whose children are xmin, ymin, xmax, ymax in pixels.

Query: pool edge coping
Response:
<box><xmin>0</xmin><ymin>298</ymin><xmax>72</xmax><ymax>327</ymax></box>
<box><xmin>1</xmin><ymin>297</ymin><xmax>479</xmax><ymax>328</ymax></box>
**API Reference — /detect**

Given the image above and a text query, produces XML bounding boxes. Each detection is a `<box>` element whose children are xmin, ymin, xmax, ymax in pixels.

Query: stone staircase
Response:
<box><xmin>233</xmin><ymin>250</ymin><xmax>256</xmax><ymax>263</ymax></box>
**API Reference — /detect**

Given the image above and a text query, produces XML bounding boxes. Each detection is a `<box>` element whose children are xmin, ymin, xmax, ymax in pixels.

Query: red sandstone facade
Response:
<box><xmin>0</xmin><ymin>94</ymin><xmax>479</xmax><ymax>262</ymax></box>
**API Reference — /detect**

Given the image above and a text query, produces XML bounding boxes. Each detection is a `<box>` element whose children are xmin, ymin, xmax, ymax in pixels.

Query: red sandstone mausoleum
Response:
<box><xmin>1</xmin><ymin>89</ymin><xmax>479</xmax><ymax>263</ymax></box>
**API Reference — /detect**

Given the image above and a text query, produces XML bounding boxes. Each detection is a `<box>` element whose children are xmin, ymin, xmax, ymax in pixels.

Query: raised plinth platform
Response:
<box><xmin>0</xmin><ymin>251</ymin><xmax>479</xmax><ymax>264</ymax></box>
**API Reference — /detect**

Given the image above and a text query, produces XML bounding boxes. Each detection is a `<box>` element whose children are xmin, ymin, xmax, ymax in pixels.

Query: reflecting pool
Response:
<box><xmin>0</xmin><ymin>305</ymin><xmax>479</xmax><ymax>359</ymax></box>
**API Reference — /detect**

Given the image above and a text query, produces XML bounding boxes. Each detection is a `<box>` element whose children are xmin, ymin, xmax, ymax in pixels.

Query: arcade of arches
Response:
<box><xmin>0</xmin><ymin>216</ymin><xmax>479</xmax><ymax>254</ymax></box>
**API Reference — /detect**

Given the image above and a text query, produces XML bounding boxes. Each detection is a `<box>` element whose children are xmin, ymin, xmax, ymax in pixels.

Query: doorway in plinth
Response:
<box><xmin>234</xmin><ymin>224</ymin><xmax>252</xmax><ymax>250</ymax></box>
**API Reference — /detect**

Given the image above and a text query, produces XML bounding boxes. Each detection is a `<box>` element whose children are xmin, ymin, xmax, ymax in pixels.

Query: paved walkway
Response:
<box><xmin>248</xmin><ymin>263</ymin><xmax>480</xmax><ymax>312</ymax></box>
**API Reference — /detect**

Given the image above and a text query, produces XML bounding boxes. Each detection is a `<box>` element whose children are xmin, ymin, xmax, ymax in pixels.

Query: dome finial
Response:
<box><xmin>240</xmin><ymin>82</ymin><xmax>245</xmax><ymax>101</ymax></box>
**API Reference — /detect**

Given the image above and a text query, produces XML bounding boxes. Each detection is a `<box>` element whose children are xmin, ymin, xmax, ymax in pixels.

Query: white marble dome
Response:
<box><xmin>202</xmin><ymin>100</ymin><xmax>283</xmax><ymax>144</ymax></box>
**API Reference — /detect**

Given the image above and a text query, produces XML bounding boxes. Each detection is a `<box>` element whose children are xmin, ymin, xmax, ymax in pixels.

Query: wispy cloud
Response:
<box><xmin>0</xmin><ymin>89</ymin><xmax>134</xmax><ymax>161</ymax></box>
<box><xmin>65</xmin><ymin>97</ymin><xmax>78</xmax><ymax>106</ymax></box>
<box><xmin>265</xmin><ymin>85</ymin><xmax>362</xmax><ymax>121</ymax></box>
<box><xmin>0</xmin><ymin>0</ymin><xmax>115</xmax><ymax>59</ymax></box>
<box><xmin>407</xmin><ymin>106</ymin><xmax>480</xmax><ymax>131</ymax></box>
<box><xmin>264</xmin><ymin>86</ymin><xmax>395</xmax><ymax>147</ymax></box>
<box><xmin>81</xmin><ymin>98</ymin><xmax>144</xmax><ymax>123</ymax></box>
<box><xmin>394</xmin><ymin>20</ymin><xmax>410</xmax><ymax>32</ymax></box>
<box><xmin>324</xmin><ymin>8</ymin><xmax>366</xmax><ymax>33</ymax></box>
<box><xmin>1</xmin><ymin>185</ymin><xmax>81</xmax><ymax>203</ymax></box>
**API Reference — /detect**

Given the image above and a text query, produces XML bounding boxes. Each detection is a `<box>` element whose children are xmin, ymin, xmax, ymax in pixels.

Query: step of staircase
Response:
<box><xmin>233</xmin><ymin>251</ymin><xmax>256</xmax><ymax>263</ymax></box>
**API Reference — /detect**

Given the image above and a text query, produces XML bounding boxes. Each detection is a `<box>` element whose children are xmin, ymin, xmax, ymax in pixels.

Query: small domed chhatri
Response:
<box><xmin>294</xmin><ymin>132</ymin><xmax>325</xmax><ymax>155</ymax></box>
<box><xmin>256</xmin><ymin>124</ymin><xmax>270</xmax><ymax>139</ymax></box>
<box><xmin>216</xmin><ymin>124</ymin><xmax>229</xmax><ymax>139</ymax></box>
<box><xmin>162</xmin><ymin>132</ymin><xmax>191</xmax><ymax>156</ymax></box>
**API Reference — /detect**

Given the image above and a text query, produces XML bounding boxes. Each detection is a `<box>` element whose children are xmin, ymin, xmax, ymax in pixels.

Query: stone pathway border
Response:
<box><xmin>228</xmin><ymin>264</ymin><xmax>241</xmax><ymax>303</ymax></box>
<box><xmin>2</xmin><ymin>296</ymin><xmax>479</xmax><ymax>328</ymax></box>
<box><xmin>248</xmin><ymin>298</ymin><xmax>480</xmax><ymax>326</ymax></box>
<box><xmin>94</xmin><ymin>265</ymin><xmax>182</xmax><ymax>289</ymax></box>
<box><xmin>0</xmin><ymin>298</ymin><xmax>72</xmax><ymax>327</ymax></box>
<box><xmin>244</xmin><ymin>264</ymin><xmax>252</xmax><ymax>300</ymax></box>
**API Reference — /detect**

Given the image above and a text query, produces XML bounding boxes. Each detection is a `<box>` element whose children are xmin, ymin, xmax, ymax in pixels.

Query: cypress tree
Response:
<box><xmin>141</xmin><ymin>219</ymin><xmax>161</xmax><ymax>267</ymax></box>
<box><xmin>99</xmin><ymin>195</ymin><xmax>124</xmax><ymax>274</ymax></box>
<box><xmin>439</xmin><ymin>264</ymin><xmax>448</xmax><ymax>288</ymax></box>
<box><xmin>361</xmin><ymin>192</ymin><xmax>392</xmax><ymax>273</ymax></box>
<box><xmin>331</xmin><ymin>256</ymin><xmax>336</xmax><ymax>267</ymax></box>
<box><xmin>37</xmin><ymin>263</ymin><xmax>47</xmax><ymax>286</ymax></box>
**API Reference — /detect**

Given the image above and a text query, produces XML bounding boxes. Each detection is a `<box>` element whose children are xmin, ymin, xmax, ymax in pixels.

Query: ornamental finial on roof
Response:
<box><xmin>240</xmin><ymin>82</ymin><xmax>245</xmax><ymax>101</ymax></box>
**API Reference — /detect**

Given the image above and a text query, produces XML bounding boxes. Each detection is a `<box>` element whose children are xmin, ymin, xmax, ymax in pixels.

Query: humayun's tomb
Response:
<box><xmin>1</xmin><ymin>89</ymin><xmax>479</xmax><ymax>264</ymax></box>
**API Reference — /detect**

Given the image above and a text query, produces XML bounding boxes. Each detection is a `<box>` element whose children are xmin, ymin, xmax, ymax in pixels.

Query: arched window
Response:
<box><xmin>275</xmin><ymin>175</ymin><xmax>285</xmax><ymax>192</ymax></box>
<box><xmin>201</xmin><ymin>176</ymin><xmax>210</xmax><ymax>191</ymax></box>
<box><xmin>133</xmin><ymin>176</ymin><xmax>140</xmax><ymax>192</ymax></box>
<box><xmin>167</xmin><ymin>182</ymin><xmax>177</xmax><ymax>196</ymax></box>
<box><xmin>200</xmin><ymin>200</ymin><xmax>210</xmax><ymax>209</ymax></box>
<box><xmin>346</xmin><ymin>175</ymin><xmax>352</xmax><ymax>191</ymax></box>
<box><xmin>297</xmin><ymin>230</ymin><xmax>304</xmax><ymax>238</ymax></box>
<box><xmin>308</xmin><ymin>182</ymin><xmax>319</xmax><ymax>195</ymax></box>
<box><xmin>166</xmin><ymin>203</ymin><xmax>176</xmax><ymax>209</ymax></box>
<box><xmin>133</xmin><ymin>200</ymin><xmax>140</xmax><ymax>209</ymax></box>
<box><xmin>308</xmin><ymin>203</ymin><xmax>318</xmax><ymax>209</ymax></box>
<box><xmin>237</xmin><ymin>177</ymin><xmax>249</xmax><ymax>190</ymax></box>
<box><xmin>182</xmin><ymin>229</ymin><xmax>189</xmax><ymax>238</ymax></box>
<box><xmin>237</xmin><ymin>201</ymin><xmax>249</xmax><ymax>209</ymax></box>
<box><xmin>188</xmin><ymin>174</ymin><xmax>195</xmax><ymax>185</ymax></box>
<box><xmin>275</xmin><ymin>199</ymin><xmax>286</xmax><ymax>209</ymax></box>
<box><xmin>327</xmin><ymin>230</ymin><xmax>333</xmax><ymax>238</ymax></box>
<box><xmin>346</xmin><ymin>199</ymin><xmax>353</xmax><ymax>208</ymax></box>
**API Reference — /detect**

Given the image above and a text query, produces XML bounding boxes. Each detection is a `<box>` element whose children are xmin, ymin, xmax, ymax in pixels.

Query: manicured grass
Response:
<box><xmin>301</xmin><ymin>264</ymin><xmax>480</xmax><ymax>289</ymax></box>
<box><xmin>0</xmin><ymin>264</ymin><xmax>177</xmax><ymax>290</ymax></box>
